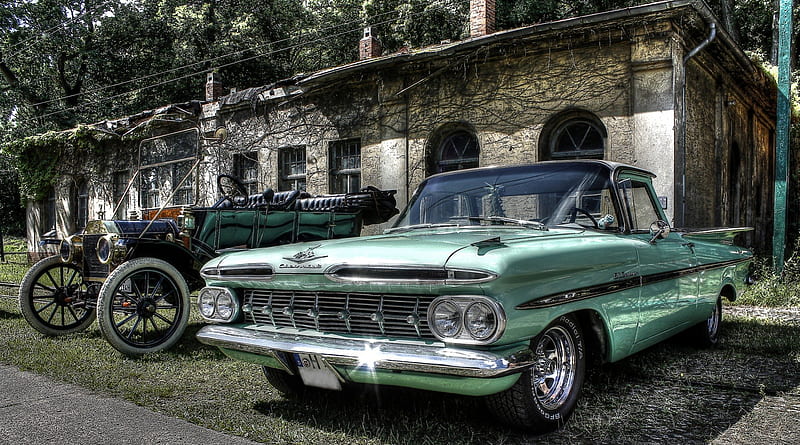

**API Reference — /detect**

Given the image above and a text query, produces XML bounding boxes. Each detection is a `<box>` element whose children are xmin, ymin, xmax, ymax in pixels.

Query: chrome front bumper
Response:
<box><xmin>196</xmin><ymin>325</ymin><xmax>534</xmax><ymax>378</ymax></box>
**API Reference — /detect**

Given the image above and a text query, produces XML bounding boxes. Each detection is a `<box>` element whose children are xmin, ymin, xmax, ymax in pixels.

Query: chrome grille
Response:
<box><xmin>244</xmin><ymin>290</ymin><xmax>436</xmax><ymax>340</ymax></box>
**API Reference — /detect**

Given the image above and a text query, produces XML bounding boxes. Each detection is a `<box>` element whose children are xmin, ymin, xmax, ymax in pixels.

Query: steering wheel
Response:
<box><xmin>217</xmin><ymin>174</ymin><xmax>248</xmax><ymax>204</ymax></box>
<box><xmin>569</xmin><ymin>207</ymin><xmax>598</xmax><ymax>228</ymax></box>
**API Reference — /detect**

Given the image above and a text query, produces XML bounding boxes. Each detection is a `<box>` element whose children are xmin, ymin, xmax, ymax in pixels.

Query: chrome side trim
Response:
<box><xmin>196</xmin><ymin>325</ymin><xmax>533</xmax><ymax>378</ymax></box>
<box><xmin>200</xmin><ymin>263</ymin><xmax>275</xmax><ymax>281</ymax></box>
<box><xmin>517</xmin><ymin>257</ymin><xmax>751</xmax><ymax>310</ymax></box>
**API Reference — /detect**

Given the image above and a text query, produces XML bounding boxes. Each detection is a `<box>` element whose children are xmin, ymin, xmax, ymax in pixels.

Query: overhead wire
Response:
<box><xmin>13</xmin><ymin>0</ymin><xmax>463</xmax><ymax>125</ymax></box>
<box><xmin>21</xmin><ymin>7</ymin><xmax>404</xmax><ymax>110</ymax></box>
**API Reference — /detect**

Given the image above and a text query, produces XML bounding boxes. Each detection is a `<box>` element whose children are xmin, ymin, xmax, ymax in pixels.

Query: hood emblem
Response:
<box><xmin>283</xmin><ymin>245</ymin><xmax>327</xmax><ymax>264</ymax></box>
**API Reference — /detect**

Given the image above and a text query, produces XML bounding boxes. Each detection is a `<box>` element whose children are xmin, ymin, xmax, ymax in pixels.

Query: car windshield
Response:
<box><xmin>392</xmin><ymin>163</ymin><xmax>620</xmax><ymax>231</ymax></box>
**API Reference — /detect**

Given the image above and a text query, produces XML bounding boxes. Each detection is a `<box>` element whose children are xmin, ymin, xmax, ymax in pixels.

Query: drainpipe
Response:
<box><xmin>679</xmin><ymin>22</ymin><xmax>716</xmax><ymax>227</ymax></box>
<box><xmin>404</xmin><ymin>79</ymin><xmax>410</xmax><ymax>205</ymax></box>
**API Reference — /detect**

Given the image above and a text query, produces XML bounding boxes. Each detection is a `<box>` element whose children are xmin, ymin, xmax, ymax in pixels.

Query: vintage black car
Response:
<box><xmin>18</xmin><ymin>174</ymin><xmax>397</xmax><ymax>355</ymax></box>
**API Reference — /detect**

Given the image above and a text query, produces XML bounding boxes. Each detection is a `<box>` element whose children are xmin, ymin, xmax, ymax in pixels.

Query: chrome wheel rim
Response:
<box><xmin>707</xmin><ymin>300</ymin><xmax>720</xmax><ymax>339</ymax></box>
<box><xmin>532</xmin><ymin>325</ymin><xmax>576</xmax><ymax>411</ymax></box>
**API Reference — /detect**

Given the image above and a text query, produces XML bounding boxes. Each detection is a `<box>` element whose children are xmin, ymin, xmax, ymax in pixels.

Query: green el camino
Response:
<box><xmin>196</xmin><ymin>160</ymin><xmax>752</xmax><ymax>432</ymax></box>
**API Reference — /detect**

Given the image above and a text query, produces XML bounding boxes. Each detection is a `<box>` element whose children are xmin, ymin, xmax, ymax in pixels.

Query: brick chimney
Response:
<box><xmin>470</xmin><ymin>0</ymin><xmax>496</xmax><ymax>38</ymax></box>
<box><xmin>359</xmin><ymin>27</ymin><xmax>382</xmax><ymax>60</ymax></box>
<box><xmin>205</xmin><ymin>72</ymin><xmax>224</xmax><ymax>102</ymax></box>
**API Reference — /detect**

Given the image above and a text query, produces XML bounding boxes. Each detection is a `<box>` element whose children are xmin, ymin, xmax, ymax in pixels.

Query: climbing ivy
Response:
<box><xmin>2</xmin><ymin>125</ymin><xmax>123</xmax><ymax>201</ymax></box>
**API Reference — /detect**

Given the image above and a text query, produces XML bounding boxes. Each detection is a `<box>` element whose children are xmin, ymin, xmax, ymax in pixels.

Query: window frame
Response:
<box><xmin>43</xmin><ymin>188</ymin><xmax>56</xmax><ymax>236</ymax></box>
<box><xmin>540</xmin><ymin>111</ymin><xmax>607</xmax><ymax>161</ymax></box>
<box><xmin>136</xmin><ymin>128</ymin><xmax>199</xmax><ymax>210</ymax></box>
<box><xmin>278</xmin><ymin>145</ymin><xmax>307</xmax><ymax>191</ymax></box>
<box><xmin>75</xmin><ymin>180</ymin><xmax>89</xmax><ymax>230</ymax></box>
<box><xmin>233</xmin><ymin>151</ymin><xmax>260</xmax><ymax>195</ymax></box>
<box><xmin>435</xmin><ymin>129</ymin><xmax>480</xmax><ymax>173</ymax></box>
<box><xmin>329</xmin><ymin>138</ymin><xmax>361</xmax><ymax>194</ymax></box>
<box><xmin>112</xmin><ymin>170</ymin><xmax>130</xmax><ymax>219</ymax></box>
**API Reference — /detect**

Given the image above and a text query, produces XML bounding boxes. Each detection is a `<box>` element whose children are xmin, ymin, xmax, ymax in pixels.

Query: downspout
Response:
<box><xmin>403</xmin><ymin>78</ymin><xmax>410</xmax><ymax>206</ymax></box>
<box><xmin>679</xmin><ymin>22</ymin><xmax>716</xmax><ymax>227</ymax></box>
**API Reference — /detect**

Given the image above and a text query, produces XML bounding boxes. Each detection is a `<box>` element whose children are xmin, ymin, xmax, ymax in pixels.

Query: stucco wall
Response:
<box><xmin>25</xmin><ymin>10</ymin><xmax>777</xmax><ymax>253</ymax></box>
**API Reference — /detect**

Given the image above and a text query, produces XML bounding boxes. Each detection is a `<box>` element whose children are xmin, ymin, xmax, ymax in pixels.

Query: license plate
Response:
<box><xmin>294</xmin><ymin>353</ymin><xmax>342</xmax><ymax>391</ymax></box>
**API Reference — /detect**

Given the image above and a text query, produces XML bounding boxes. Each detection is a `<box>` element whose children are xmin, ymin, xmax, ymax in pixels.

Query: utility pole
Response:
<box><xmin>773</xmin><ymin>0</ymin><xmax>793</xmax><ymax>274</ymax></box>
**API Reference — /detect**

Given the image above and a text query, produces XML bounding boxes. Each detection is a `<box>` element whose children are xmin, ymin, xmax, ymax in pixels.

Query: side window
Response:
<box><xmin>619</xmin><ymin>179</ymin><xmax>660</xmax><ymax>231</ymax></box>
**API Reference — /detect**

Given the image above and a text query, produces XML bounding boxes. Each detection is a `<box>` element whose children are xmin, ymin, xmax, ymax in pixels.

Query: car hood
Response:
<box><xmin>205</xmin><ymin>226</ymin><xmax>593</xmax><ymax>275</ymax></box>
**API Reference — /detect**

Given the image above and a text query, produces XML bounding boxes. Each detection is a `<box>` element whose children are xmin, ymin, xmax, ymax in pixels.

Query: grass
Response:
<box><xmin>1</xmin><ymin>247</ymin><xmax>798</xmax><ymax>443</ymax></box>
<box><xmin>736</xmin><ymin>254</ymin><xmax>800</xmax><ymax>307</ymax></box>
<box><xmin>0</xmin><ymin>236</ymin><xmax>29</xmax><ymax>297</ymax></box>
<box><xmin>1</xmin><ymin>295</ymin><xmax>799</xmax><ymax>444</ymax></box>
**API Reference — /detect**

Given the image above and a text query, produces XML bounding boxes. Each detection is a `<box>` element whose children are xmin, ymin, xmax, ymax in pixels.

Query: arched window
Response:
<box><xmin>540</xmin><ymin>111</ymin><xmax>606</xmax><ymax>160</ymax></box>
<box><xmin>428</xmin><ymin>126</ymin><xmax>480</xmax><ymax>175</ymax></box>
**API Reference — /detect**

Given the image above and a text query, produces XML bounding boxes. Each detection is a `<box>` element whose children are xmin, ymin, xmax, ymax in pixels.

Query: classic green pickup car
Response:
<box><xmin>196</xmin><ymin>160</ymin><xmax>752</xmax><ymax>432</ymax></box>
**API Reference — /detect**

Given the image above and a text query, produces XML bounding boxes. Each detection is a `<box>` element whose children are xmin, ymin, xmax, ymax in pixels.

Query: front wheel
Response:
<box><xmin>18</xmin><ymin>256</ymin><xmax>97</xmax><ymax>336</ymax></box>
<box><xmin>486</xmin><ymin>314</ymin><xmax>586</xmax><ymax>432</ymax></box>
<box><xmin>262</xmin><ymin>366</ymin><xmax>305</xmax><ymax>396</ymax></box>
<box><xmin>96</xmin><ymin>257</ymin><xmax>190</xmax><ymax>356</ymax></box>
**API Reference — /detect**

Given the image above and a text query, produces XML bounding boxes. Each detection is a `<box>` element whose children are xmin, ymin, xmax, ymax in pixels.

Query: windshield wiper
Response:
<box><xmin>464</xmin><ymin>216</ymin><xmax>548</xmax><ymax>231</ymax></box>
<box><xmin>384</xmin><ymin>223</ymin><xmax>460</xmax><ymax>234</ymax></box>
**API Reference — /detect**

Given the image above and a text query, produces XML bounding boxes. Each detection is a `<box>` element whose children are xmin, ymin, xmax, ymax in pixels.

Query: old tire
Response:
<box><xmin>690</xmin><ymin>297</ymin><xmax>721</xmax><ymax>348</ymax></box>
<box><xmin>486</xmin><ymin>314</ymin><xmax>586</xmax><ymax>432</ymax></box>
<box><xmin>18</xmin><ymin>255</ymin><xmax>96</xmax><ymax>336</ymax></box>
<box><xmin>262</xmin><ymin>366</ymin><xmax>305</xmax><ymax>396</ymax></box>
<box><xmin>96</xmin><ymin>257</ymin><xmax>190</xmax><ymax>356</ymax></box>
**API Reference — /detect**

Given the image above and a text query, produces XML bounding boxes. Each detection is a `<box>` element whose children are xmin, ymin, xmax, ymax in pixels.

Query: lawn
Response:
<box><xmin>1</xmin><ymin>294</ymin><xmax>798</xmax><ymax>444</ymax></box>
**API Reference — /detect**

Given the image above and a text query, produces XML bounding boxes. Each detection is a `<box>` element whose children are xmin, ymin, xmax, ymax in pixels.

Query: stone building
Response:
<box><xmin>26</xmin><ymin>0</ymin><xmax>777</xmax><ymax>254</ymax></box>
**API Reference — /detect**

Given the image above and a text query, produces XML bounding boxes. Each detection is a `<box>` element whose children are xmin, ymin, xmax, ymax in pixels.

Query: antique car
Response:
<box><xmin>18</xmin><ymin>173</ymin><xmax>397</xmax><ymax>356</ymax></box>
<box><xmin>195</xmin><ymin>160</ymin><xmax>752</xmax><ymax>432</ymax></box>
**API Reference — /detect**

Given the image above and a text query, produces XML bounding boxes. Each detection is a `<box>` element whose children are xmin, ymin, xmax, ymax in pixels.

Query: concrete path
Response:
<box><xmin>0</xmin><ymin>364</ymin><xmax>258</xmax><ymax>444</ymax></box>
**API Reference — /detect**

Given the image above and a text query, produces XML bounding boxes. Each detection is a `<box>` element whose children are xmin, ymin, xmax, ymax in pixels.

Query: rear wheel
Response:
<box><xmin>96</xmin><ymin>257</ymin><xmax>190</xmax><ymax>356</ymax></box>
<box><xmin>486</xmin><ymin>314</ymin><xmax>585</xmax><ymax>432</ymax></box>
<box><xmin>19</xmin><ymin>256</ymin><xmax>96</xmax><ymax>335</ymax></box>
<box><xmin>690</xmin><ymin>297</ymin><xmax>721</xmax><ymax>348</ymax></box>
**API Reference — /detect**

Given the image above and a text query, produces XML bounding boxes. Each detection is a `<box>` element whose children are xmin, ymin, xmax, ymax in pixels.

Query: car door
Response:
<box><xmin>617</xmin><ymin>175</ymin><xmax>698</xmax><ymax>347</ymax></box>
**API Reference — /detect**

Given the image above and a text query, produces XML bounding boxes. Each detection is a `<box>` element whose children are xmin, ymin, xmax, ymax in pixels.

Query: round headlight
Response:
<box><xmin>431</xmin><ymin>300</ymin><xmax>461</xmax><ymax>338</ymax></box>
<box><xmin>215</xmin><ymin>291</ymin><xmax>235</xmax><ymax>320</ymax></box>
<box><xmin>465</xmin><ymin>302</ymin><xmax>497</xmax><ymax>341</ymax></box>
<box><xmin>198</xmin><ymin>289</ymin><xmax>216</xmax><ymax>318</ymax></box>
<box><xmin>59</xmin><ymin>239</ymin><xmax>73</xmax><ymax>263</ymax></box>
<box><xmin>96</xmin><ymin>236</ymin><xmax>111</xmax><ymax>264</ymax></box>
<box><xmin>96</xmin><ymin>234</ymin><xmax>123</xmax><ymax>265</ymax></box>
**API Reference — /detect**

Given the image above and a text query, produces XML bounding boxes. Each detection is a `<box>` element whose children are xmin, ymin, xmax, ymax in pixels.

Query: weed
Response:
<box><xmin>738</xmin><ymin>254</ymin><xmax>800</xmax><ymax>307</ymax></box>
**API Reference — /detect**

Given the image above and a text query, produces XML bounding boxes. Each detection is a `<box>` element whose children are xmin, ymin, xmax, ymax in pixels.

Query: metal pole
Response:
<box><xmin>773</xmin><ymin>0</ymin><xmax>793</xmax><ymax>273</ymax></box>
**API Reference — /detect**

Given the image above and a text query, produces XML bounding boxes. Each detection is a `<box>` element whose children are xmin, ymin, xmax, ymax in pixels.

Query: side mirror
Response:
<box><xmin>649</xmin><ymin>220</ymin><xmax>670</xmax><ymax>244</ymax></box>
